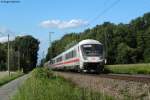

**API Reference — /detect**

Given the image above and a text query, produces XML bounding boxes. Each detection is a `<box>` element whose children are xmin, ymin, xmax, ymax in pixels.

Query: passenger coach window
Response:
<box><xmin>56</xmin><ymin>56</ymin><xmax>62</xmax><ymax>62</ymax></box>
<box><xmin>72</xmin><ymin>50</ymin><xmax>76</xmax><ymax>57</ymax></box>
<box><xmin>65</xmin><ymin>50</ymin><xmax>76</xmax><ymax>60</ymax></box>
<box><xmin>52</xmin><ymin>60</ymin><xmax>55</xmax><ymax>64</ymax></box>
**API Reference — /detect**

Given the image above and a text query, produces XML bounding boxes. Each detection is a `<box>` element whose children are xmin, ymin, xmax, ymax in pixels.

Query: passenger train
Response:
<box><xmin>46</xmin><ymin>39</ymin><xmax>106</xmax><ymax>73</ymax></box>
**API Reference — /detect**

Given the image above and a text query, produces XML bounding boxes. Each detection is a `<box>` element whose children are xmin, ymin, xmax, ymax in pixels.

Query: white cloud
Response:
<box><xmin>0</xmin><ymin>27</ymin><xmax>12</xmax><ymax>35</ymax></box>
<box><xmin>0</xmin><ymin>36</ymin><xmax>14</xmax><ymax>43</ymax></box>
<box><xmin>40</xmin><ymin>19</ymin><xmax>88</xmax><ymax>29</ymax></box>
<box><xmin>0</xmin><ymin>27</ymin><xmax>14</xmax><ymax>43</ymax></box>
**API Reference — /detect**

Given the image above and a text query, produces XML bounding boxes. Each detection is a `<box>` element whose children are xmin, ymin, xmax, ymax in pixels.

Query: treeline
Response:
<box><xmin>0</xmin><ymin>35</ymin><xmax>39</xmax><ymax>73</ymax></box>
<box><xmin>46</xmin><ymin>12</ymin><xmax>150</xmax><ymax>64</ymax></box>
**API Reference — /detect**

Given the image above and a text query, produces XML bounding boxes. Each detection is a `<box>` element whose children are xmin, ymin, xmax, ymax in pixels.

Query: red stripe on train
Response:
<box><xmin>63</xmin><ymin>58</ymin><xmax>80</xmax><ymax>64</ymax></box>
<box><xmin>52</xmin><ymin>58</ymin><xmax>80</xmax><ymax>67</ymax></box>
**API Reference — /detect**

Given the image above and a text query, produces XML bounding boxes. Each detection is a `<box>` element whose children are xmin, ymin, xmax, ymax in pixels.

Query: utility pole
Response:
<box><xmin>104</xmin><ymin>33</ymin><xmax>107</xmax><ymax>59</ymax></box>
<box><xmin>7</xmin><ymin>34</ymin><xmax>10</xmax><ymax>76</ymax></box>
<box><xmin>49</xmin><ymin>32</ymin><xmax>54</xmax><ymax>61</ymax></box>
<box><xmin>18</xmin><ymin>50</ymin><xmax>20</xmax><ymax>71</ymax></box>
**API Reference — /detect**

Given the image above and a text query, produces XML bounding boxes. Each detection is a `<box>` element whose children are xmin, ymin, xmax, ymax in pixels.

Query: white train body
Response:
<box><xmin>48</xmin><ymin>39</ymin><xmax>106</xmax><ymax>72</ymax></box>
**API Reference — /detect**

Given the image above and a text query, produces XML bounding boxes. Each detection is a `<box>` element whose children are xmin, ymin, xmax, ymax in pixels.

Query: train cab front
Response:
<box><xmin>81</xmin><ymin>44</ymin><xmax>105</xmax><ymax>73</ymax></box>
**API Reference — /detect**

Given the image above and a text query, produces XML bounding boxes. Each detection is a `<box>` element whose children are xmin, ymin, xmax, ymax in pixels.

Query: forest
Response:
<box><xmin>0</xmin><ymin>35</ymin><xmax>39</xmax><ymax>73</ymax></box>
<box><xmin>45</xmin><ymin>12</ymin><xmax>150</xmax><ymax>65</ymax></box>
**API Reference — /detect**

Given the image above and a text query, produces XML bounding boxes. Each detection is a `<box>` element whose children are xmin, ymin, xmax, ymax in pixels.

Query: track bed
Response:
<box><xmin>56</xmin><ymin>71</ymin><xmax>150</xmax><ymax>100</ymax></box>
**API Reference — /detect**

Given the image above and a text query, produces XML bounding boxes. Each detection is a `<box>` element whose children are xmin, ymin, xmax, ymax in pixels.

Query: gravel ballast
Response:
<box><xmin>56</xmin><ymin>72</ymin><xmax>150</xmax><ymax>100</ymax></box>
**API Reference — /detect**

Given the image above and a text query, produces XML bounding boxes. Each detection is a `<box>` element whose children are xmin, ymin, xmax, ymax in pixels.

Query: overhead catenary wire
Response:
<box><xmin>85</xmin><ymin>0</ymin><xmax>121</xmax><ymax>28</ymax></box>
<box><xmin>60</xmin><ymin>0</ymin><xmax>121</xmax><ymax>36</ymax></box>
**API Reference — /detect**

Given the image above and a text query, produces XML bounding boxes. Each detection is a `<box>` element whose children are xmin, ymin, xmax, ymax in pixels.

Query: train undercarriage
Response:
<box><xmin>83</xmin><ymin>62</ymin><xmax>104</xmax><ymax>73</ymax></box>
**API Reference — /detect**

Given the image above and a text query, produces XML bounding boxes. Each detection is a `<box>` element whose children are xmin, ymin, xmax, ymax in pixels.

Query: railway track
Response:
<box><xmin>56</xmin><ymin>71</ymin><xmax>150</xmax><ymax>99</ymax></box>
<box><xmin>56</xmin><ymin>71</ymin><xmax>150</xmax><ymax>83</ymax></box>
<box><xmin>97</xmin><ymin>74</ymin><xmax>150</xmax><ymax>83</ymax></box>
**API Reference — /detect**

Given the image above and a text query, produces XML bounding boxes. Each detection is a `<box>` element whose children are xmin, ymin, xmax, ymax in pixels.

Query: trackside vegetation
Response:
<box><xmin>0</xmin><ymin>72</ymin><xmax>23</xmax><ymax>86</ymax></box>
<box><xmin>12</xmin><ymin>68</ymin><xmax>113</xmax><ymax>100</ymax></box>
<box><xmin>104</xmin><ymin>63</ymin><xmax>150</xmax><ymax>74</ymax></box>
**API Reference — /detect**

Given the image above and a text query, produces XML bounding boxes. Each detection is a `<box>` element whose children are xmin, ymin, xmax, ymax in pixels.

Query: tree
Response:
<box><xmin>0</xmin><ymin>43</ymin><xmax>7</xmax><ymax>71</ymax></box>
<box><xmin>143</xmin><ymin>27</ymin><xmax>150</xmax><ymax>62</ymax></box>
<box><xmin>116</xmin><ymin>43</ymin><xmax>137</xmax><ymax>64</ymax></box>
<box><xmin>14</xmin><ymin>35</ymin><xmax>40</xmax><ymax>73</ymax></box>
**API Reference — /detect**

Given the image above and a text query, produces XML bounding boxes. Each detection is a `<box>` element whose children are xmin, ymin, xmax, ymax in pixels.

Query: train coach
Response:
<box><xmin>48</xmin><ymin>39</ymin><xmax>106</xmax><ymax>73</ymax></box>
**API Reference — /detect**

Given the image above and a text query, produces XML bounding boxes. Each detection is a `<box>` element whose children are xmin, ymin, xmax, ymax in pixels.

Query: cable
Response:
<box><xmin>85</xmin><ymin>0</ymin><xmax>121</xmax><ymax>28</ymax></box>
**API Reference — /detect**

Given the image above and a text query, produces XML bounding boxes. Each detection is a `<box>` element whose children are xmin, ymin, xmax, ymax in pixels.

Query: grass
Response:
<box><xmin>0</xmin><ymin>71</ymin><xmax>23</xmax><ymax>86</ymax></box>
<box><xmin>12</xmin><ymin>68</ymin><xmax>113</xmax><ymax>100</ymax></box>
<box><xmin>104</xmin><ymin>63</ymin><xmax>150</xmax><ymax>74</ymax></box>
<box><xmin>0</xmin><ymin>72</ymin><xmax>9</xmax><ymax>78</ymax></box>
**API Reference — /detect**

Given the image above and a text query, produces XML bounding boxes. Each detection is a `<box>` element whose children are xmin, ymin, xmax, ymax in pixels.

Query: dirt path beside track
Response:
<box><xmin>56</xmin><ymin>72</ymin><xmax>150</xmax><ymax>100</ymax></box>
<box><xmin>0</xmin><ymin>74</ymin><xmax>29</xmax><ymax>100</ymax></box>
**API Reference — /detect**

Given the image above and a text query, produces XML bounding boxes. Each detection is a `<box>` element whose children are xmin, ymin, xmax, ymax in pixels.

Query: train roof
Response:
<box><xmin>79</xmin><ymin>39</ymin><xmax>102</xmax><ymax>45</ymax></box>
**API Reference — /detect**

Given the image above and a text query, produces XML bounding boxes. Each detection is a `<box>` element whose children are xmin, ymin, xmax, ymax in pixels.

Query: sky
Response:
<box><xmin>0</xmin><ymin>0</ymin><xmax>150</xmax><ymax>62</ymax></box>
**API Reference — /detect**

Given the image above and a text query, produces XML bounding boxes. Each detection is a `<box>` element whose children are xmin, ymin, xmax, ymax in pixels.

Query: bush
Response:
<box><xmin>32</xmin><ymin>68</ymin><xmax>54</xmax><ymax>79</ymax></box>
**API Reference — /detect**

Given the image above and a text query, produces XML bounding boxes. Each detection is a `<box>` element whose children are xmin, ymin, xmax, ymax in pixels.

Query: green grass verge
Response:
<box><xmin>12</xmin><ymin>68</ymin><xmax>113</xmax><ymax>100</ymax></box>
<box><xmin>0</xmin><ymin>72</ymin><xmax>23</xmax><ymax>86</ymax></box>
<box><xmin>104</xmin><ymin>63</ymin><xmax>150</xmax><ymax>74</ymax></box>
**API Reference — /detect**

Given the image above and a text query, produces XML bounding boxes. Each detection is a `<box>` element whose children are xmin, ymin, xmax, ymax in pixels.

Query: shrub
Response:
<box><xmin>32</xmin><ymin>68</ymin><xmax>54</xmax><ymax>79</ymax></box>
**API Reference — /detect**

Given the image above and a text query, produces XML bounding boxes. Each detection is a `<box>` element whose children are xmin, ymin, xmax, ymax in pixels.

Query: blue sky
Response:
<box><xmin>0</xmin><ymin>0</ymin><xmax>150</xmax><ymax>61</ymax></box>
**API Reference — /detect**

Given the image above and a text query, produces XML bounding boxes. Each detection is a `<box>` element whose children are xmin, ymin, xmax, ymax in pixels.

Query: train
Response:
<box><xmin>46</xmin><ymin>39</ymin><xmax>106</xmax><ymax>73</ymax></box>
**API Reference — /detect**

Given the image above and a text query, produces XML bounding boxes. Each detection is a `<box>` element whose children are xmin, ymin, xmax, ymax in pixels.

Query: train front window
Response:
<box><xmin>81</xmin><ymin>44</ymin><xmax>103</xmax><ymax>56</ymax></box>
